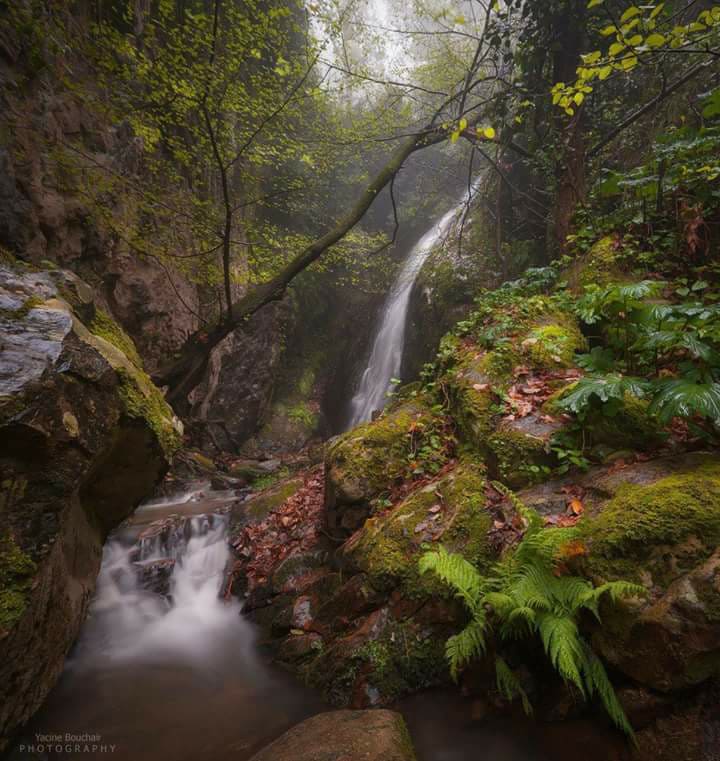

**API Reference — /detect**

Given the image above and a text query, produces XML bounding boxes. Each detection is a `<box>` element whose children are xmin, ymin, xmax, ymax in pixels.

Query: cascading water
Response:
<box><xmin>347</xmin><ymin>184</ymin><xmax>479</xmax><ymax>427</ymax></box>
<box><xmin>12</xmin><ymin>492</ymin><xmax>326</xmax><ymax>761</ymax></box>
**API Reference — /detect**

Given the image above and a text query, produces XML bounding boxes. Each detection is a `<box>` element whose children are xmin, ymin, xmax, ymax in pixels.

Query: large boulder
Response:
<box><xmin>0</xmin><ymin>262</ymin><xmax>179</xmax><ymax>749</ymax></box>
<box><xmin>324</xmin><ymin>399</ymin><xmax>445</xmax><ymax>534</ymax></box>
<box><xmin>247</xmin><ymin>710</ymin><xmax>416</xmax><ymax>761</ymax></box>
<box><xmin>576</xmin><ymin>453</ymin><xmax>720</xmax><ymax>692</ymax></box>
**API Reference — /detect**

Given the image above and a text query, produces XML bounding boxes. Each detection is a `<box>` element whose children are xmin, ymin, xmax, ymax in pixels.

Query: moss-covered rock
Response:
<box><xmin>566</xmin><ymin>235</ymin><xmax>627</xmax><ymax>292</ymax></box>
<box><xmin>325</xmin><ymin>398</ymin><xmax>444</xmax><ymax>533</ymax></box>
<box><xmin>0</xmin><ymin>533</ymin><xmax>36</xmax><ymax>632</ymax></box>
<box><xmin>487</xmin><ymin>414</ymin><xmax>564</xmax><ymax>489</ymax></box>
<box><xmin>343</xmin><ymin>462</ymin><xmax>493</xmax><ymax>598</ymax></box>
<box><xmin>443</xmin><ymin>346</ymin><xmax>500</xmax><ymax>450</ymax></box>
<box><xmin>0</xmin><ymin>263</ymin><xmax>173</xmax><ymax>748</ymax></box>
<box><xmin>578</xmin><ymin>456</ymin><xmax>720</xmax><ymax>691</ymax></box>
<box><xmin>520</xmin><ymin>314</ymin><xmax>586</xmax><ymax>369</ymax></box>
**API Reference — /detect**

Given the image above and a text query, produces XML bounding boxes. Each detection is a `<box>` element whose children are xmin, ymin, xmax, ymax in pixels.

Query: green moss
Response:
<box><xmin>0</xmin><ymin>533</ymin><xmax>36</xmax><ymax>630</ymax></box>
<box><xmin>580</xmin><ymin>462</ymin><xmax>720</xmax><ymax>575</ymax></box>
<box><xmin>245</xmin><ymin>477</ymin><xmax>303</xmax><ymax>521</ymax></box>
<box><xmin>522</xmin><ymin>317</ymin><xmax>586</xmax><ymax>368</ymax></box>
<box><xmin>327</xmin><ymin>399</ymin><xmax>441</xmax><ymax>498</ymax></box>
<box><xmin>487</xmin><ymin>428</ymin><xmax>550</xmax><ymax>488</ymax></box>
<box><xmin>313</xmin><ymin>618</ymin><xmax>448</xmax><ymax>705</ymax></box>
<box><xmin>567</xmin><ymin>235</ymin><xmax>626</xmax><ymax>291</ymax></box>
<box><xmin>350</xmin><ymin>463</ymin><xmax>493</xmax><ymax>598</ymax></box>
<box><xmin>116</xmin><ymin>367</ymin><xmax>182</xmax><ymax>455</ymax></box>
<box><xmin>287</xmin><ymin>402</ymin><xmax>318</xmax><ymax>429</ymax></box>
<box><xmin>0</xmin><ymin>295</ymin><xmax>44</xmax><ymax>321</ymax></box>
<box><xmin>90</xmin><ymin>309</ymin><xmax>143</xmax><ymax>369</ymax></box>
<box><xmin>584</xmin><ymin>393</ymin><xmax>666</xmax><ymax>451</ymax></box>
<box><xmin>188</xmin><ymin>451</ymin><xmax>216</xmax><ymax>472</ymax></box>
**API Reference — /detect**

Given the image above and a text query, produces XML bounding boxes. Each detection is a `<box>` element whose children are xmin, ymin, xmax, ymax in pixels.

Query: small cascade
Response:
<box><xmin>80</xmin><ymin>511</ymin><xmax>237</xmax><ymax>663</ymax></box>
<box><xmin>347</xmin><ymin>182</ymin><xmax>480</xmax><ymax>427</ymax></box>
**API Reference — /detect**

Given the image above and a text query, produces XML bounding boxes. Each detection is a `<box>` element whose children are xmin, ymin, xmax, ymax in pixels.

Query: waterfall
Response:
<box><xmin>347</xmin><ymin>185</ymin><xmax>478</xmax><ymax>427</ymax></box>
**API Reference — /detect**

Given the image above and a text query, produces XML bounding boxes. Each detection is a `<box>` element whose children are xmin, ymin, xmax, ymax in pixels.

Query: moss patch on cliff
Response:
<box><xmin>0</xmin><ymin>533</ymin><xmax>36</xmax><ymax>631</ymax></box>
<box><xmin>90</xmin><ymin>308</ymin><xmax>143</xmax><ymax>369</ymax></box>
<box><xmin>116</xmin><ymin>367</ymin><xmax>182</xmax><ymax>455</ymax></box>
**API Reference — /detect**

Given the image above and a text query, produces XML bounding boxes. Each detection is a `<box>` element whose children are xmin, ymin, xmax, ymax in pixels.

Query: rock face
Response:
<box><xmin>247</xmin><ymin>710</ymin><xmax>416</xmax><ymax>761</ymax></box>
<box><xmin>574</xmin><ymin>454</ymin><xmax>720</xmax><ymax>693</ymax></box>
<box><xmin>0</xmin><ymin>262</ymin><xmax>177</xmax><ymax>749</ymax></box>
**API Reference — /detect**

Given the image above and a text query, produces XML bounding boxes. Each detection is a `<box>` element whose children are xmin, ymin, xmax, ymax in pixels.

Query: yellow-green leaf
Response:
<box><xmin>588</xmin><ymin>0</ymin><xmax>604</xmax><ymax>7</ymax></box>
<box><xmin>649</xmin><ymin>3</ymin><xmax>665</xmax><ymax>19</ymax></box>
<box><xmin>483</xmin><ymin>126</ymin><xmax>496</xmax><ymax>139</ymax></box>
<box><xmin>600</xmin><ymin>24</ymin><xmax>617</xmax><ymax>36</ymax></box>
<box><xmin>626</xmin><ymin>34</ymin><xmax>643</xmax><ymax>45</ymax></box>
<box><xmin>459</xmin><ymin>117</ymin><xmax>468</xmax><ymax>131</ymax></box>
<box><xmin>645</xmin><ymin>32</ymin><xmax>666</xmax><ymax>47</ymax></box>
<box><xmin>598</xmin><ymin>65</ymin><xmax>612</xmax><ymax>80</ymax></box>
<box><xmin>573</xmin><ymin>92</ymin><xmax>585</xmax><ymax>105</ymax></box>
<box><xmin>609</xmin><ymin>41</ymin><xmax>626</xmax><ymax>57</ymax></box>
<box><xmin>620</xmin><ymin>6</ymin><xmax>641</xmax><ymax>23</ymax></box>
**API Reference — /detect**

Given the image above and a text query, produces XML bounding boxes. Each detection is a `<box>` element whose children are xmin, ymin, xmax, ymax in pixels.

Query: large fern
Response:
<box><xmin>419</xmin><ymin>488</ymin><xmax>644</xmax><ymax>737</ymax></box>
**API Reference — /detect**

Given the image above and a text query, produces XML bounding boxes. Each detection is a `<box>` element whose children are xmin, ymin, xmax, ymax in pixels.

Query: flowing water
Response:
<box><xmin>9</xmin><ymin>490</ymin><xmax>326</xmax><ymax>761</ymax></box>
<box><xmin>8</xmin><ymin>488</ymin><xmax>626</xmax><ymax>761</ymax></box>
<box><xmin>347</xmin><ymin>188</ymin><xmax>475</xmax><ymax>427</ymax></box>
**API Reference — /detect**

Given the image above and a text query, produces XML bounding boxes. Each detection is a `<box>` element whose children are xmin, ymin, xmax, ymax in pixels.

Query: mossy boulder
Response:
<box><xmin>342</xmin><ymin>462</ymin><xmax>494</xmax><ymax>599</ymax></box>
<box><xmin>239</xmin><ymin>476</ymin><xmax>304</xmax><ymax>525</ymax></box>
<box><xmin>444</xmin><ymin>346</ymin><xmax>500</xmax><ymax>450</ymax></box>
<box><xmin>487</xmin><ymin>414</ymin><xmax>564</xmax><ymax>489</ymax></box>
<box><xmin>520</xmin><ymin>314</ymin><xmax>586</xmax><ymax>369</ymax></box>
<box><xmin>0</xmin><ymin>263</ymin><xmax>174</xmax><ymax>748</ymax></box>
<box><xmin>325</xmin><ymin>399</ymin><xmax>442</xmax><ymax>533</ymax></box>
<box><xmin>566</xmin><ymin>235</ymin><xmax>627</xmax><ymax>292</ymax></box>
<box><xmin>577</xmin><ymin>454</ymin><xmax>720</xmax><ymax>692</ymax></box>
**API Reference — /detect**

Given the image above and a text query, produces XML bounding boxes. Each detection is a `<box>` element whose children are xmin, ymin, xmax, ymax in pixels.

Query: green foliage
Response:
<box><xmin>557</xmin><ymin>374</ymin><xmax>650</xmax><ymax>416</ymax></box>
<box><xmin>420</xmin><ymin>489</ymin><xmax>643</xmax><ymax>735</ymax></box>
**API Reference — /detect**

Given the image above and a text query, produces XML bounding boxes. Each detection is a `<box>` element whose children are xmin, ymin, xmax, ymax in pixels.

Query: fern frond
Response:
<box><xmin>537</xmin><ymin>613</ymin><xmax>585</xmax><ymax>694</ymax></box>
<box><xmin>499</xmin><ymin>605</ymin><xmax>537</xmax><ymax>640</ymax></box>
<box><xmin>419</xmin><ymin>546</ymin><xmax>486</xmax><ymax>611</ymax></box>
<box><xmin>510</xmin><ymin>564</ymin><xmax>555</xmax><ymax>611</ymax></box>
<box><xmin>446</xmin><ymin>620</ymin><xmax>487</xmax><ymax>681</ymax></box>
<box><xmin>495</xmin><ymin>656</ymin><xmax>533</xmax><ymax>716</ymax></box>
<box><xmin>581</xmin><ymin>644</ymin><xmax>635</xmax><ymax>739</ymax></box>
<box><xmin>578</xmin><ymin>580</ymin><xmax>646</xmax><ymax>621</ymax></box>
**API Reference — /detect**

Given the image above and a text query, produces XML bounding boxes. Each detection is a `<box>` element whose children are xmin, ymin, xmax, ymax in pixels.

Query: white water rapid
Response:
<box><xmin>347</xmin><ymin>187</ymin><xmax>477</xmax><ymax>427</ymax></box>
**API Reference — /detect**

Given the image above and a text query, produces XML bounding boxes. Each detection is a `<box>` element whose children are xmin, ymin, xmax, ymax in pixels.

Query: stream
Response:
<box><xmin>7</xmin><ymin>488</ymin><xmax>626</xmax><ymax>761</ymax></box>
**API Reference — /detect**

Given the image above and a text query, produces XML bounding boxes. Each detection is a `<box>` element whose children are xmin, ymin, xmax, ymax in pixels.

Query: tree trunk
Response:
<box><xmin>552</xmin><ymin>0</ymin><xmax>587</xmax><ymax>253</ymax></box>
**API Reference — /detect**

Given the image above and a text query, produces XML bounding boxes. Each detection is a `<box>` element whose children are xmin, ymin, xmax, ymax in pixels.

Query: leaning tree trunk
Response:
<box><xmin>153</xmin><ymin>122</ymin><xmax>459</xmax><ymax>406</ymax></box>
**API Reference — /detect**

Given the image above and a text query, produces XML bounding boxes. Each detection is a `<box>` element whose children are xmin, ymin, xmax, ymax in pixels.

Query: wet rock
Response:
<box><xmin>247</xmin><ymin>709</ymin><xmax>417</xmax><ymax>761</ymax></box>
<box><xmin>0</xmin><ymin>263</ymin><xmax>174</xmax><ymax>750</ymax></box>
<box><xmin>324</xmin><ymin>399</ymin><xmax>441</xmax><ymax>534</ymax></box>
<box><xmin>277</xmin><ymin>632</ymin><xmax>323</xmax><ymax>663</ymax></box>
<box><xmin>577</xmin><ymin>453</ymin><xmax>720</xmax><ymax>693</ymax></box>
<box><xmin>133</xmin><ymin>558</ymin><xmax>175</xmax><ymax>597</ymax></box>
<box><xmin>210</xmin><ymin>473</ymin><xmax>247</xmax><ymax>491</ymax></box>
